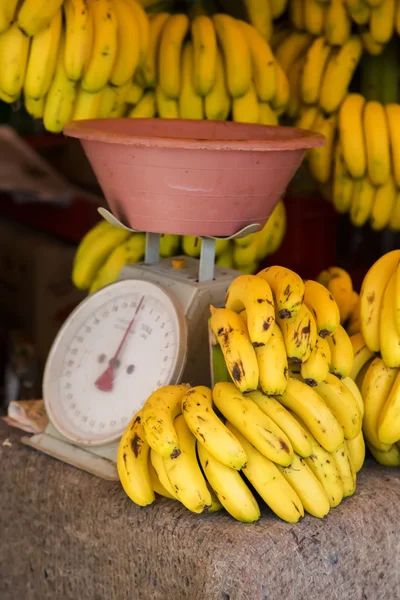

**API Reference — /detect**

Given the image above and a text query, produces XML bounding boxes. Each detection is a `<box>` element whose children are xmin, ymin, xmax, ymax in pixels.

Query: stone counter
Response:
<box><xmin>1</xmin><ymin>421</ymin><xmax>399</xmax><ymax>600</ymax></box>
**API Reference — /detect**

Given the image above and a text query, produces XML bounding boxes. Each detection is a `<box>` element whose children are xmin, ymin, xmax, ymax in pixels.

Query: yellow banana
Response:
<box><xmin>198</xmin><ymin>443</ymin><xmax>260</xmax><ymax>523</ymax></box>
<box><xmin>43</xmin><ymin>33</ymin><xmax>78</xmax><ymax>133</ymax></box>
<box><xmin>150</xmin><ymin>448</ymin><xmax>179</xmax><ymax>499</ymax></box>
<box><xmin>163</xmin><ymin>416</ymin><xmax>212</xmax><ymax>513</ymax></box>
<box><xmin>149</xmin><ymin>461</ymin><xmax>175</xmax><ymax>500</ymax></box>
<box><xmin>190</xmin><ymin>15</ymin><xmax>217</xmax><ymax>97</ymax></box>
<box><xmin>369</xmin><ymin>0</ymin><xmax>396</xmax><ymax>44</ymax></box>
<box><xmin>286</xmin><ymin>53</ymin><xmax>306</xmax><ymax>120</ymax></box>
<box><xmin>238</xmin><ymin>20</ymin><xmax>277</xmax><ymax>102</ymax></box>
<box><xmin>253</xmin><ymin>322</ymin><xmax>288</xmax><ymax>396</ymax></box>
<box><xmin>301</xmin><ymin>337</ymin><xmax>331</xmax><ymax>387</ymax></box>
<box><xmin>181</xmin><ymin>386</ymin><xmax>247</xmax><ymax>470</ymax></box>
<box><xmin>82</xmin><ymin>0</ymin><xmax>118</xmax><ymax>93</ymax></box>
<box><xmin>332</xmin><ymin>141</ymin><xmax>354</xmax><ymax>215</ymax></box>
<box><xmin>128</xmin><ymin>0</ymin><xmax>149</xmax><ymax>68</ymax></box>
<box><xmin>270</xmin><ymin>60</ymin><xmax>290</xmax><ymax>114</ymax></box>
<box><xmin>155</xmin><ymin>86</ymin><xmax>178</xmax><ymax>119</ymax></box>
<box><xmin>319</xmin><ymin>36</ymin><xmax>363</xmax><ymax>114</ymax></box>
<box><xmin>395</xmin><ymin>260</ymin><xmax>400</xmax><ymax>335</ymax></box>
<box><xmin>289</xmin><ymin>0</ymin><xmax>305</xmax><ymax>30</ymax></box>
<box><xmin>128</xmin><ymin>90</ymin><xmax>156</xmax><ymax>117</ymax></box>
<box><xmin>308</xmin><ymin>112</ymin><xmax>337</xmax><ymax>184</ymax></box>
<box><xmin>98</xmin><ymin>80</ymin><xmax>131</xmax><ymax>118</ymax></box>
<box><xmin>158</xmin><ymin>13</ymin><xmax>189</xmax><ymax>98</ymax></box>
<box><xmin>349</xmin><ymin>176</ymin><xmax>376</xmax><ymax>228</ymax></box>
<box><xmin>179</xmin><ymin>41</ymin><xmax>203</xmax><ymax>120</ymax></box>
<box><xmin>243</xmin><ymin>0</ymin><xmax>273</xmax><ymax>41</ymax></box>
<box><xmin>139</xmin><ymin>12</ymin><xmax>169</xmax><ymax>88</ymax></box>
<box><xmin>355</xmin><ymin>357</ymin><xmax>374</xmax><ymax>391</ymax></box>
<box><xmin>141</xmin><ymin>384</ymin><xmax>190</xmax><ymax>458</ymax></box>
<box><xmin>74</xmin><ymin>220</ymin><xmax>115</xmax><ymax>266</ymax></box>
<box><xmin>24</xmin><ymin>95</ymin><xmax>45</xmax><ymax>119</ymax></box>
<box><xmin>204</xmin><ymin>47</ymin><xmax>230</xmax><ymax>120</ymax></box>
<box><xmin>370</xmin><ymin>176</ymin><xmax>397</xmax><ymax>231</ymax></box>
<box><xmin>339</xmin><ymin>93</ymin><xmax>367</xmax><ymax>179</ymax></box>
<box><xmin>359</xmin><ymin>28</ymin><xmax>385</xmax><ymax>55</ymax></box>
<box><xmin>342</xmin><ymin>376</ymin><xmax>364</xmax><ymax>419</ymax></box>
<box><xmin>280</xmin><ymin>377</ymin><xmax>344</xmax><ymax>452</ymax></box>
<box><xmin>226</xmin><ymin>422</ymin><xmax>304</xmax><ymax>523</ymax></box>
<box><xmin>225</xmin><ymin>274</ymin><xmax>275</xmax><ymax>347</ymax></box>
<box><xmin>63</xmin><ymin>0</ymin><xmax>93</xmax><ymax>82</ymax></box>
<box><xmin>317</xmin><ymin>266</ymin><xmax>355</xmax><ymax>324</ymax></box>
<box><xmin>258</xmin><ymin>102</ymin><xmax>279</xmax><ymax>125</ymax></box>
<box><xmin>212</xmin><ymin>13</ymin><xmax>252</xmax><ymax>98</ymax></box>
<box><xmin>117</xmin><ymin>412</ymin><xmax>155</xmax><ymax>507</ymax></box>
<box><xmin>349</xmin><ymin>332</ymin><xmax>375</xmax><ymax>381</ymax></box>
<box><xmin>385</xmin><ymin>104</ymin><xmax>400</xmax><ymax>188</ymax></box>
<box><xmin>270</xmin><ymin>0</ymin><xmax>289</xmax><ymax>19</ymax></box>
<box><xmin>316</xmin><ymin>373</ymin><xmax>362</xmax><ymax>440</ymax></box>
<box><xmin>332</xmin><ymin>441</ymin><xmax>356</xmax><ymax>497</ymax></box>
<box><xmin>24</xmin><ymin>8</ymin><xmax>61</xmax><ymax>100</ymax></box>
<box><xmin>346</xmin><ymin>431</ymin><xmax>365</xmax><ymax>473</ymax></box>
<box><xmin>17</xmin><ymin>0</ymin><xmax>63</xmax><ymax>37</ymax></box>
<box><xmin>364</xmin><ymin>100</ymin><xmax>391</xmax><ymax>185</ymax></box>
<box><xmin>296</xmin><ymin>105</ymin><xmax>319</xmax><ymax>130</ymax></box>
<box><xmin>301</xmin><ymin>36</ymin><xmax>332</xmax><ymax>105</ymax></box>
<box><xmin>275</xmin><ymin>31</ymin><xmax>312</xmax><ymax>73</ymax></box>
<box><xmin>0</xmin><ymin>0</ymin><xmax>19</xmax><ymax>34</ymax></box>
<box><xmin>209</xmin><ymin>307</ymin><xmax>259</xmax><ymax>393</ymax></box>
<box><xmin>389</xmin><ymin>192</ymin><xmax>400</xmax><ymax>231</ymax></box>
<box><xmin>278</xmin><ymin>453</ymin><xmax>330</xmax><ymax>518</ymax></box>
<box><xmin>379</xmin><ymin>272</ymin><xmax>400</xmax><ymax>368</ymax></box>
<box><xmin>257</xmin><ymin>200</ymin><xmax>287</xmax><ymax>257</ymax></box>
<box><xmin>278</xmin><ymin>304</ymin><xmax>317</xmax><ymax>364</ymax></box>
<box><xmin>326</xmin><ymin>324</ymin><xmax>355</xmax><ymax>379</ymax></box>
<box><xmin>361</xmin><ymin>357</ymin><xmax>396</xmax><ymax>451</ymax></box>
<box><xmin>110</xmin><ymin>0</ymin><xmax>141</xmax><ymax>87</ymax></box>
<box><xmin>0</xmin><ymin>22</ymin><xmax>30</xmax><ymax>100</ymax></box>
<box><xmin>126</xmin><ymin>80</ymin><xmax>144</xmax><ymax>105</ymax></box>
<box><xmin>216</xmin><ymin>245</ymin><xmax>235</xmax><ymax>269</ymax></box>
<box><xmin>345</xmin><ymin>0</ymin><xmax>370</xmax><ymax>24</ymax></box>
<box><xmin>304</xmin><ymin>0</ymin><xmax>327</xmax><ymax>35</ymax></box>
<box><xmin>72</xmin><ymin>86</ymin><xmax>103</xmax><ymax>121</ymax></box>
<box><xmin>213</xmin><ymin>382</ymin><xmax>294</xmax><ymax>466</ymax></box>
<box><xmin>359</xmin><ymin>249</ymin><xmax>400</xmax><ymax>352</ymax></box>
<box><xmin>303</xmin><ymin>278</ymin><xmax>341</xmax><ymax>338</ymax></box>
<box><xmin>368</xmin><ymin>443</ymin><xmax>400</xmax><ymax>467</ymax></box>
<box><xmin>346</xmin><ymin>293</ymin><xmax>362</xmax><ymax>336</ymax></box>
<box><xmin>257</xmin><ymin>265</ymin><xmax>305</xmax><ymax>319</ymax></box>
<box><xmin>324</xmin><ymin>0</ymin><xmax>351</xmax><ymax>46</ymax></box>
<box><xmin>249</xmin><ymin>391</ymin><xmax>313</xmax><ymax>458</ymax></box>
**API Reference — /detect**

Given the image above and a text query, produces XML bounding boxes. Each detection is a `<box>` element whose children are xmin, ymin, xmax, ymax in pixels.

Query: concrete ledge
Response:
<box><xmin>1</xmin><ymin>421</ymin><xmax>399</xmax><ymax>600</ymax></box>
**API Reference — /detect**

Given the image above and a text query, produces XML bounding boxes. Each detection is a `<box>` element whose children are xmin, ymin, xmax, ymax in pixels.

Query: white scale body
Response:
<box><xmin>23</xmin><ymin>255</ymin><xmax>239</xmax><ymax>480</ymax></box>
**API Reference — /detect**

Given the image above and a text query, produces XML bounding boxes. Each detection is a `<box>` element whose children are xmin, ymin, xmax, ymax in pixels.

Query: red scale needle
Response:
<box><xmin>95</xmin><ymin>296</ymin><xmax>144</xmax><ymax>392</ymax></box>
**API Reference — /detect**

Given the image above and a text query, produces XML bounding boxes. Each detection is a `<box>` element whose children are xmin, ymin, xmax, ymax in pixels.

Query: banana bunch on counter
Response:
<box><xmin>72</xmin><ymin>200</ymin><xmax>287</xmax><ymax>294</ymax></box>
<box><xmin>118</xmin><ymin>266</ymin><xmax>368</xmax><ymax>523</ymax></box>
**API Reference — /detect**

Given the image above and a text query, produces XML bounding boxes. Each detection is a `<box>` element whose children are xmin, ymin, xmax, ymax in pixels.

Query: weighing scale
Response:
<box><xmin>22</xmin><ymin>118</ymin><xmax>324</xmax><ymax>480</ymax></box>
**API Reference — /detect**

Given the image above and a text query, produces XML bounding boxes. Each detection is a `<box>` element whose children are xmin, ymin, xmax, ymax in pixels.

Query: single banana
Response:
<box><xmin>278</xmin><ymin>453</ymin><xmax>330</xmax><ymax>518</ymax></box>
<box><xmin>110</xmin><ymin>0</ymin><xmax>141</xmax><ymax>87</ymax></box>
<box><xmin>24</xmin><ymin>95</ymin><xmax>45</xmax><ymax>119</ymax></box>
<box><xmin>150</xmin><ymin>448</ymin><xmax>179</xmax><ymax>499</ymax></box>
<box><xmin>258</xmin><ymin>200</ymin><xmax>287</xmax><ymax>257</ymax></box>
<box><xmin>324</xmin><ymin>0</ymin><xmax>351</xmax><ymax>46</ymax></box>
<box><xmin>243</xmin><ymin>0</ymin><xmax>273</xmax><ymax>41</ymax></box>
<box><xmin>345</xmin><ymin>0</ymin><xmax>370</xmax><ymax>24</ymax></box>
<box><xmin>308</xmin><ymin>112</ymin><xmax>337</xmax><ymax>184</ymax></box>
<box><xmin>238</xmin><ymin>20</ymin><xmax>277</xmax><ymax>102</ymax></box>
<box><xmin>179</xmin><ymin>41</ymin><xmax>204</xmax><ymax>120</ymax></box>
<box><xmin>249</xmin><ymin>390</ymin><xmax>313</xmax><ymax>458</ymax></box>
<box><xmin>43</xmin><ymin>32</ymin><xmax>78</xmax><ymax>133</ymax></box>
<box><xmin>332</xmin><ymin>141</ymin><xmax>354</xmax><ymax>215</ymax></box>
<box><xmin>301</xmin><ymin>36</ymin><xmax>332</xmax><ymax>105</ymax></box>
<box><xmin>74</xmin><ymin>220</ymin><xmax>115</xmax><ymax>266</ymax></box>
<box><xmin>128</xmin><ymin>0</ymin><xmax>149</xmax><ymax>67</ymax></box>
<box><xmin>126</xmin><ymin>80</ymin><xmax>144</xmax><ymax>105</ymax></box>
<box><xmin>385</xmin><ymin>104</ymin><xmax>400</xmax><ymax>188</ymax></box>
<box><xmin>349</xmin><ymin>177</ymin><xmax>376</xmax><ymax>228</ymax></box>
<box><xmin>0</xmin><ymin>0</ymin><xmax>19</xmax><ymax>34</ymax></box>
<box><xmin>286</xmin><ymin>53</ymin><xmax>306</xmax><ymax>120</ymax></box>
<box><xmin>346</xmin><ymin>431</ymin><xmax>365</xmax><ymax>473</ymax></box>
<box><xmin>296</xmin><ymin>105</ymin><xmax>319</xmax><ymax>130</ymax></box>
<box><xmin>326</xmin><ymin>324</ymin><xmax>355</xmax><ymax>379</ymax></box>
<box><xmin>359</xmin><ymin>249</ymin><xmax>400</xmax><ymax>352</ymax></box>
<box><xmin>280</xmin><ymin>377</ymin><xmax>344</xmax><ymax>453</ymax></box>
<box><xmin>253</xmin><ymin>322</ymin><xmax>288</xmax><ymax>396</ymax></box>
<box><xmin>24</xmin><ymin>8</ymin><xmax>62</xmax><ymax>100</ymax></box>
<box><xmin>317</xmin><ymin>266</ymin><xmax>355</xmax><ymax>325</ymax></box>
<box><xmin>0</xmin><ymin>22</ymin><xmax>30</xmax><ymax>100</ymax></box>
<box><xmin>332</xmin><ymin>441</ymin><xmax>356</xmax><ymax>497</ymax></box>
<box><xmin>258</xmin><ymin>102</ymin><xmax>279</xmax><ymax>125</ymax></box>
<box><xmin>389</xmin><ymin>192</ymin><xmax>400</xmax><ymax>232</ymax></box>
<box><xmin>204</xmin><ymin>47</ymin><xmax>231</xmax><ymax>121</ymax></box>
<box><xmin>369</xmin><ymin>0</ymin><xmax>396</xmax><ymax>44</ymax></box>
<box><xmin>359</xmin><ymin>27</ymin><xmax>385</xmax><ymax>55</ymax></box>
<box><xmin>225</xmin><ymin>274</ymin><xmax>275</xmax><ymax>347</ymax></box>
<box><xmin>17</xmin><ymin>0</ymin><xmax>63</xmax><ymax>37</ymax></box>
<box><xmin>370</xmin><ymin>176</ymin><xmax>397</xmax><ymax>231</ymax></box>
<box><xmin>141</xmin><ymin>384</ymin><xmax>190</xmax><ymax>458</ymax></box>
<box><xmin>301</xmin><ymin>337</ymin><xmax>331</xmax><ymax>387</ymax></box>
<box><xmin>63</xmin><ymin>0</ymin><xmax>93</xmax><ymax>82</ymax></box>
<box><xmin>319</xmin><ymin>36</ymin><xmax>363</xmax><ymax>114</ymax></box>
<box><xmin>212</xmin><ymin>13</ymin><xmax>252</xmax><ymax>98</ymax></box>
<box><xmin>213</xmin><ymin>382</ymin><xmax>294</xmax><ymax>466</ymax></box>
<box><xmin>342</xmin><ymin>376</ymin><xmax>364</xmax><ymax>419</ymax></box>
<box><xmin>181</xmin><ymin>386</ymin><xmax>247</xmax><ymax>470</ymax></box>
<box><xmin>82</xmin><ymin>0</ymin><xmax>118</xmax><ymax>93</ymax></box>
<box><xmin>367</xmin><ymin>443</ymin><xmax>400</xmax><ymax>467</ymax></box>
<box><xmin>275</xmin><ymin>31</ymin><xmax>312</xmax><ymax>73</ymax></box>
<box><xmin>198</xmin><ymin>443</ymin><xmax>260</xmax><ymax>523</ymax></box>
<box><xmin>149</xmin><ymin>461</ymin><xmax>175</xmax><ymax>500</ymax></box>
<box><xmin>355</xmin><ymin>357</ymin><xmax>374</xmax><ymax>391</ymax></box>
<box><xmin>190</xmin><ymin>15</ymin><xmax>217</xmax><ymax>97</ymax></box>
<box><xmin>128</xmin><ymin>90</ymin><xmax>156</xmax><ymax>117</ymax></box>
<box><xmin>270</xmin><ymin>0</ymin><xmax>289</xmax><ymax>19</ymax></box>
<box><xmin>289</xmin><ymin>0</ymin><xmax>305</xmax><ymax>30</ymax></box>
<box><xmin>72</xmin><ymin>86</ymin><xmax>103</xmax><ymax>121</ymax></box>
<box><xmin>155</xmin><ymin>86</ymin><xmax>178</xmax><ymax>119</ymax></box>
<box><xmin>117</xmin><ymin>412</ymin><xmax>155</xmax><ymax>507</ymax></box>
<box><xmin>362</xmin><ymin>358</ymin><xmax>398</xmax><ymax>451</ymax></box>
<box><xmin>158</xmin><ymin>13</ymin><xmax>189</xmax><ymax>99</ymax></box>
<box><xmin>209</xmin><ymin>307</ymin><xmax>259</xmax><ymax>393</ymax></box>
<box><xmin>316</xmin><ymin>373</ymin><xmax>362</xmax><ymax>440</ymax></box>
<box><xmin>163</xmin><ymin>416</ymin><xmax>212</xmax><ymax>513</ymax></box>
<box><xmin>303</xmin><ymin>278</ymin><xmax>340</xmax><ymax>338</ymax></box>
<box><xmin>270</xmin><ymin>60</ymin><xmax>290</xmax><ymax>114</ymax></box>
<box><xmin>304</xmin><ymin>0</ymin><xmax>327</xmax><ymax>35</ymax></box>
<box><xmin>278</xmin><ymin>303</ymin><xmax>317</xmax><ymax>364</ymax></box>
<box><xmin>364</xmin><ymin>100</ymin><xmax>391</xmax><ymax>186</ymax></box>
<box><xmin>139</xmin><ymin>12</ymin><xmax>169</xmax><ymax>88</ymax></box>
<box><xmin>226</xmin><ymin>422</ymin><xmax>304</xmax><ymax>523</ymax></box>
<box><xmin>339</xmin><ymin>94</ymin><xmax>367</xmax><ymax>179</ymax></box>
<box><xmin>346</xmin><ymin>293</ymin><xmax>362</xmax><ymax>336</ymax></box>
<box><xmin>379</xmin><ymin>272</ymin><xmax>400</xmax><ymax>368</ymax></box>
<box><xmin>395</xmin><ymin>260</ymin><xmax>400</xmax><ymax>335</ymax></box>
<box><xmin>98</xmin><ymin>80</ymin><xmax>131</xmax><ymax>118</ymax></box>
<box><xmin>257</xmin><ymin>265</ymin><xmax>305</xmax><ymax>319</ymax></box>
<box><xmin>349</xmin><ymin>332</ymin><xmax>375</xmax><ymax>381</ymax></box>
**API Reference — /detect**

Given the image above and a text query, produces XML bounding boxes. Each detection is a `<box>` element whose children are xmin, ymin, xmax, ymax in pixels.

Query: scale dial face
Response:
<box><xmin>44</xmin><ymin>279</ymin><xmax>187</xmax><ymax>446</ymax></box>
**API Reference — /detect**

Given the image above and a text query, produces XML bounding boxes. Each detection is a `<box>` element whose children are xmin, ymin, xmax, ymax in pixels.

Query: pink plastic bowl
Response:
<box><xmin>64</xmin><ymin>119</ymin><xmax>325</xmax><ymax>237</ymax></box>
